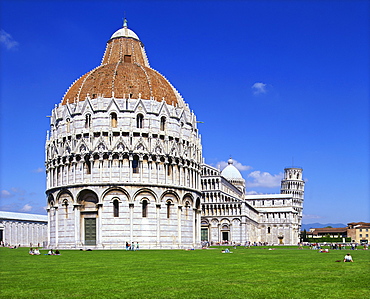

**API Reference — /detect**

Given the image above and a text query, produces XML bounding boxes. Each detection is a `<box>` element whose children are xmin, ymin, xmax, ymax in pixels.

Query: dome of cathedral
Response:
<box><xmin>62</xmin><ymin>20</ymin><xmax>181</xmax><ymax>107</ymax></box>
<box><xmin>221</xmin><ymin>158</ymin><xmax>243</xmax><ymax>179</ymax></box>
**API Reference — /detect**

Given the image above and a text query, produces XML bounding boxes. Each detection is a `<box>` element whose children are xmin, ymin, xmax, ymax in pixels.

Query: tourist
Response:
<box><xmin>136</xmin><ymin>242</ymin><xmax>139</xmax><ymax>250</ymax></box>
<box><xmin>48</xmin><ymin>249</ymin><xmax>54</xmax><ymax>255</ymax></box>
<box><xmin>55</xmin><ymin>249</ymin><xmax>60</xmax><ymax>255</ymax></box>
<box><xmin>126</xmin><ymin>242</ymin><xmax>129</xmax><ymax>250</ymax></box>
<box><xmin>34</xmin><ymin>248</ymin><xmax>40</xmax><ymax>255</ymax></box>
<box><xmin>29</xmin><ymin>248</ymin><xmax>34</xmax><ymax>255</ymax></box>
<box><xmin>343</xmin><ymin>253</ymin><xmax>353</xmax><ymax>262</ymax></box>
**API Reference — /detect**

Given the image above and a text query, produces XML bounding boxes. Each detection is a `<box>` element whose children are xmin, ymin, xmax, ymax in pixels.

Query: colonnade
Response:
<box><xmin>47</xmin><ymin>153</ymin><xmax>201</xmax><ymax>190</ymax></box>
<box><xmin>202</xmin><ymin>203</ymin><xmax>241</xmax><ymax>217</ymax></box>
<box><xmin>1</xmin><ymin>221</ymin><xmax>47</xmax><ymax>247</ymax></box>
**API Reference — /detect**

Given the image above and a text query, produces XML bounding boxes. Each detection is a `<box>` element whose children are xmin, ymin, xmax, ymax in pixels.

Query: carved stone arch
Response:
<box><xmin>47</xmin><ymin>194</ymin><xmax>55</xmax><ymax>207</ymax></box>
<box><xmin>133</xmin><ymin>137</ymin><xmax>148</xmax><ymax>153</ymax></box>
<box><xmin>220</xmin><ymin>218</ymin><xmax>231</xmax><ymax>224</ymax></box>
<box><xmin>113</xmin><ymin>137</ymin><xmax>129</xmax><ymax>154</ymax></box>
<box><xmin>76</xmin><ymin>189</ymin><xmax>99</xmax><ymax>211</ymax></box>
<box><xmin>102</xmin><ymin>187</ymin><xmax>131</xmax><ymax>202</ymax></box>
<box><xmin>76</xmin><ymin>138</ymin><xmax>90</xmax><ymax>155</ymax></box>
<box><xmin>62</xmin><ymin>140</ymin><xmax>72</xmax><ymax>157</ymax></box>
<box><xmin>211</xmin><ymin>218</ymin><xmax>219</xmax><ymax>226</ymax></box>
<box><xmin>153</xmin><ymin>139</ymin><xmax>165</xmax><ymax>155</ymax></box>
<box><xmin>132</xmin><ymin>188</ymin><xmax>158</xmax><ymax>203</ymax></box>
<box><xmin>232</xmin><ymin>218</ymin><xmax>241</xmax><ymax>225</ymax></box>
<box><xmin>182</xmin><ymin>193</ymin><xmax>194</xmax><ymax>206</ymax></box>
<box><xmin>195</xmin><ymin>197</ymin><xmax>201</xmax><ymax>210</ymax></box>
<box><xmin>56</xmin><ymin>189</ymin><xmax>74</xmax><ymax>204</ymax></box>
<box><xmin>160</xmin><ymin>190</ymin><xmax>180</xmax><ymax>204</ymax></box>
<box><xmin>201</xmin><ymin>219</ymin><xmax>210</xmax><ymax>226</ymax></box>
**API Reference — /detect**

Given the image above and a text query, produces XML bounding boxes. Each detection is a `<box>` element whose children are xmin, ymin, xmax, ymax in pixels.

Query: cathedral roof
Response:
<box><xmin>62</xmin><ymin>20</ymin><xmax>182</xmax><ymax>107</ymax></box>
<box><xmin>221</xmin><ymin>158</ymin><xmax>243</xmax><ymax>179</ymax></box>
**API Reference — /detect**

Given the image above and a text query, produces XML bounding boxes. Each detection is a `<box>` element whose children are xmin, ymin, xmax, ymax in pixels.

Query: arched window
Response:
<box><xmin>166</xmin><ymin>200</ymin><xmax>172</xmax><ymax>218</ymax></box>
<box><xmin>111</xmin><ymin>113</ymin><xmax>117</xmax><ymax>128</ymax></box>
<box><xmin>113</xmin><ymin>199</ymin><xmax>119</xmax><ymax>217</ymax></box>
<box><xmin>66</xmin><ymin>118</ymin><xmax>71</xmax><ymax>133</ymax></box>
<box><xmin>132</xmin><ymin>155</ymin><xmax>139</xmax><ymax>173</ymax></box>
<box><xmin>85</xmin><ymin>155</ymin><xmax>91</xmax><ymax>174</ymax></box>
<box><xmin>142</xmin><ymin>200</ymin><xmax>148</xmax><ymax>217</ymax></box>
<box><xmin>85</xmin><ymin>114</ymin><xmax>91</xmax><ymax>129</ymax></box>
<box><xmin>62</xmin><ymin>199</ymin><xmax>69</xmax><ymax>218</ymax></box>
<box><xmin>267</xmin><ymin>227</ymin><xmax>271</xmax><ymax>234</ymax></box>
<box><xmin>160</xmin><ymin>116</ymin><xmax>166</xmax><ymax>131</ymax></box>
<box><xmin>136</xmin><ymin>114</ymin><xmax>143</xmax><ymax>128</ymax></box>
<box><xmin>185</xmin><ymin>201</ymin><xmax>190</xmax><ymax>219</ymax></box>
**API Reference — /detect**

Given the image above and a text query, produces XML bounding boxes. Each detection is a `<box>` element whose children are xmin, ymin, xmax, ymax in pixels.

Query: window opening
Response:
<box><xmin>166</xmin><ymin>201</ymin><xmax>172</xmax><ymax>218</ymax></box>
<box><xmin>132</xmin><ymin>156</ymin><xmax>139</xmax><ymax>173</ymax></box>
<box><xmin>111</xmin><ymin>113</ymin><xmax>117</xmax><ymax>128</ymax></box>
<box><xmin>85</xmin><ymin>114</ymin><xmax>91</xmax><ymax>129</ymax></box>
<box><xmin>136</xmin><ymin>114</ymin><xmax>143</xmax><ymax>128</ymax></box>
<box><xmin>124</xmin><ymin>55</ymin><xmax>132</xmax><ymax>63</ymax></box>
<box><xmin>142</xmin><ymin>200</ymin><xmax>148</xmax><ymax>217</ymax></box>
<box><xmin>160</xmin><ymin>116</ymin><xmax>166</xmax><ymax>131</ymax></box>
<box><xmin>113</xmin><ymin>199</ymin><xmax>119</xmax><ymax>217</ymax></box>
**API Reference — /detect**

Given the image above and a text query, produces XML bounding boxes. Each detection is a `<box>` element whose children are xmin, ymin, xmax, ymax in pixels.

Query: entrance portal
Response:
<box><xmin>222</xmin><ymin>231</ymin><xmax>229</xmax><ymax>241</ymax></box>
<box><xmin>84</xmin><ymin>218</ymin><xmax>96</xmax><ymax>245</ymax></box>
<box><xmin>201</xmin><ymin>228</ymin><xmax>208</xmax><ymax>241</ymax></box>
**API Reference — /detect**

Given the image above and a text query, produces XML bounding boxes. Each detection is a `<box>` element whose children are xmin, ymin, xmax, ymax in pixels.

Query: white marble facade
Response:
<box><xmin>0</xmin><ymin>211</ymin><xmax>47</xmax><ymax>247</ymax></box>
<box><xmin>45</xmin><ymin>21</ymin><xmax>305</xmax><ymax>249</ymax></box>
<box><xmin>201</xmin><ymin>162</ymin><xmax>304</xmax><ymax>245</ymax></box>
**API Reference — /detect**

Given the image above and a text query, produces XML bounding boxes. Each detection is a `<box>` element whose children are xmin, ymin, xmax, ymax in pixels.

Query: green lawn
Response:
<box><xmin>0</xmin><ymin>246</ymin><xmax>369</xmax><ymax>298</ymax></box>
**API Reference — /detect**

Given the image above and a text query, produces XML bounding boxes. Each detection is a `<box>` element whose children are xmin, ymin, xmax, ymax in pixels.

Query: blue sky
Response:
<box><xmin>0</xmin><ymin>0</ymin><xmax>369</xmax><ymax>224</ymax></box>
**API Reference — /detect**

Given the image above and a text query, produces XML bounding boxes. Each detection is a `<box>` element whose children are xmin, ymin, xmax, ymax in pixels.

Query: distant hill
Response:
<box><xmin>301</xmin><ymin>223</ymin><xmax>346</xmax><ymax>231</ymax></box>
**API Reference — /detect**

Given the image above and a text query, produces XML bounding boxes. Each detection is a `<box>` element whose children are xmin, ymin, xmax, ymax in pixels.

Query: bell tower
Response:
<box><xmin>280</xmin><ymin>167</ymin><xmax>305</xmax><ymax>220</ymax></box>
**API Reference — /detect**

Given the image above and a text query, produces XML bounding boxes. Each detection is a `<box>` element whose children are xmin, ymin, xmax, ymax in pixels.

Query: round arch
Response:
<box><xmin>132</xmin><ymin>188</ymin><xmax>158</xmax><ymax>203</ymax></box>
<box><xmin>101</xmin><ymin>187</ymin><xmax>131</xmax><ymax>201</ymax></box>
<box><xmin>182</xmin><ymin>193</ymin><xmax>194</xmax><ymax>207</ymax></box>
<box><xmin>56</xmin><ymin>189</ymin><xmax>74</xmax><ymax>204</ymax></box>
<box><xmin>160</xmin><ymin>190</ymin><xmax>180</xmax><ymax>204</ymax></box>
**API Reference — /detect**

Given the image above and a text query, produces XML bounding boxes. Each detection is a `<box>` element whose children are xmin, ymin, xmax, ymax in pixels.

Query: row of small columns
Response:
<box><xmin>202</xmin><ymin>203</ymin><xmax>242</xmax><ymax>216</ymax></box>
<box><xmin>2</xmin><ymin>221</ymin><xmax>46</xmax><ymax>247</ymax></box>
<box><xmin>46</xmin><ymin>153</ymin><xmax>201</xmax><ymax>190</ymax></box>
<box><xmin>202</xmin><ymin>192</ymin><xmax>237</xmax><ymax>203</ymax></box>
<box><xmin>201</xmin><ymin>178</ymin><xmax>221</xmax><ymax>191</ymax></box>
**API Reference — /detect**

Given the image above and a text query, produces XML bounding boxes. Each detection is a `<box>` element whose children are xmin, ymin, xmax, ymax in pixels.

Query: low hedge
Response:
<box><xmin>306</xmin><ymin>237</ymin><xmax>351</xmax><ymax>243</ymax></box>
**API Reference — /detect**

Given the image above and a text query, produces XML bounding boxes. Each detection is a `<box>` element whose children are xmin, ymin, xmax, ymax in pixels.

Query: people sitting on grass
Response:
<box><xmin>29</xmin><ymin>248</ymin><xmax>34</xmax><ymax>255</ymax></box>
<box><xmin>221</xmin><ymin>248</ymin><xmax>233</xmax><ymax>253</ymax></box>
<box><xmin>48</xmin><ymin>249</ymin><xmax>54</xmax><ymax>255</ymax></box>
<box><xmin>343</xmin><ymin>253</ymin><xmax>353</xmax><ymax>262</ymax></box>
<box><xmin>55</xmin><ymin>249</ymin><xmax>60</xmax><ymax>255</ymax></box>
<box><xmin>319</xmin><ymin>249</ymin><xmax>329</xmax><ymax>253</ymax></box>
<box><xmin>34</xmin><ymin>248</ymin><xmax>40</xmax><ymax>255</ymax></box>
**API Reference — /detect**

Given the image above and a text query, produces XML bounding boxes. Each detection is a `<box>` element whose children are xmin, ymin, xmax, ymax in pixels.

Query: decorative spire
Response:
<box><xmin>123</xmin><ymin>18</ymin><xmax>128</xmax><ymax>28</ymax></box>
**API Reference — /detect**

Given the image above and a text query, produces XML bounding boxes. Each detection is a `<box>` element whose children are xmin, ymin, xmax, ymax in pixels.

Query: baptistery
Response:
<box><xmin>45</xmin><ymin>20</ymin><xmax>203</xmax><ymax>249</ymax></box>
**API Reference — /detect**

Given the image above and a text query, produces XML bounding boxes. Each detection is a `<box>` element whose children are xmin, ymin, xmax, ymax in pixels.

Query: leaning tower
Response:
<box><xmin>280</xmin><ymin>167</ymin><xmax>305</xmax><ymax>222</ymax></box>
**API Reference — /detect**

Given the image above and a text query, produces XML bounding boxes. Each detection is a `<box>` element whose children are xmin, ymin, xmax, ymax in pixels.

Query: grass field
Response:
<box><xmin>1</xmin><ymin>246</ymin><xmax>369</xmax><ymax>299</ymax></box>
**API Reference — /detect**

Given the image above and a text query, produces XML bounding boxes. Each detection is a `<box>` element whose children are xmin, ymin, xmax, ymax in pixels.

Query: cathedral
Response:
<box><xmin>45</xmin><ymin>20</ymin><xmax>304</xmax><ymax>249</ymax></box>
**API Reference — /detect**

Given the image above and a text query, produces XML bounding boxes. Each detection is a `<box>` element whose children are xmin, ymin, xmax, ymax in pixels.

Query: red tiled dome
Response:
<box><xmin>62</xmin><ymin>24</ymin><xmax>179</xmax><ymax>106</ymax></box>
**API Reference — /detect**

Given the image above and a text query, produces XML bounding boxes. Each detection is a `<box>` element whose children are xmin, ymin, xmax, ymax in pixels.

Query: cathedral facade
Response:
<box><xmin>45</xmin><ymin>21</ymin><xmax>304</xmax><ymax>249</ymax></box>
